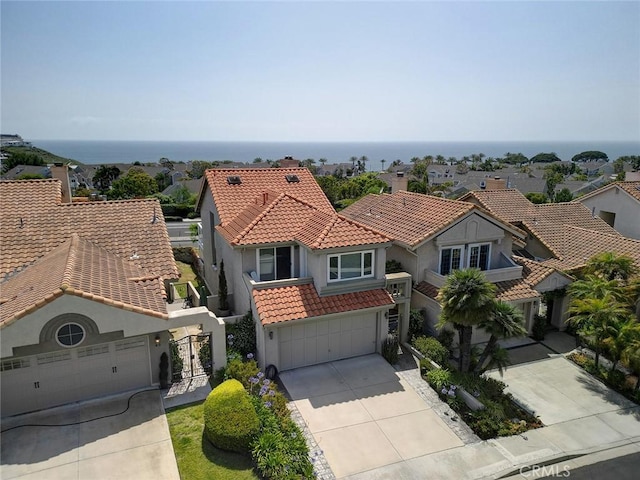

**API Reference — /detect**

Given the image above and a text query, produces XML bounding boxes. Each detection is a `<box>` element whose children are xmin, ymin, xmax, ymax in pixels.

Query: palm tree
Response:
<box><xmin>482</xmin><ymin>345</ymin><xmax>511</xmax><ymax>376</ymax></box>
<box><xmin>359</xmin><ymin>156</ymin><xmax>368</xmax><ymax>173</ymax></box>
<box><xmin>585</xmin><ymin>252</ymin><xmax>637</xmax><ymax>283</ymax></box>
<box><xmin>567</xmin><ymin>295</ymin><xmax>630</xmax><ymax>367</ymax></box>
<box><xmin>437</xmin><ymin>269</ymin><xmax>497</xmax><ymax>372</ymax></box>
<box><xmin>380</xmin><ymin>159</ymin><xmax>386</xmax><ymax>172</ymax></box>
<box><xmin>568</xmin><ymin>275</ymin><xmax>626</xmax><ymax>302</ymax></box>
<box><xmin>474</xmin><ymin>301</ymin><xmax>527</xmax><ymax>374</ymax></box>
<box><xmin>603</xmin><ymin>317</ymin><xmax>640</xmax><ymax>373</ymax></box>
<box><xmin>349</xmin><ymin>156</ymin><xmax>358</xmax><ymax>173</ymax></box>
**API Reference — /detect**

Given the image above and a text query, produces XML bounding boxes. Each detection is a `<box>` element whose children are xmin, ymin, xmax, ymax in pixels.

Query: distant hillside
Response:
<box><xmin>0</xmin><ymin>146</ymin><xmax>81</xmax><ymax>174</ymax></box>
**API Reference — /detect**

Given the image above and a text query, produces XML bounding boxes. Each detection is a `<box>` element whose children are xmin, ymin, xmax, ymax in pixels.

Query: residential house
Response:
<box><xmin>0</xmin><ymin>179</ymin><xmax>226</xmax><ymax>417</ymax></box>
<box><xmin>575</xmin><ymin>181</ymin><xmax>640</xmax><ymax>239</ymax></box>
<box><xmin>341</xmin><ymin>190</ymin><xmax>572</xmax><ymax>341</ymax></box>
<box><xmin>196</xmin><ymin>168</ymin><xmax>405</xmax><ymax>372</ymax></box>
<box><xmin>460</xmin><ymin>188</ymin><xmax>640</xmax><ymax>328</ymax></box>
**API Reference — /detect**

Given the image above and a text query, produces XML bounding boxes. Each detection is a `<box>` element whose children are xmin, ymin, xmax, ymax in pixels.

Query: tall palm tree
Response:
<box><xmin>567</xmin><ymin>295</ymin><xmax>630</xmax><ymax>367</ymax></box>
<box><xmin>437</xmin><ymin>269</ymin><xmax>496</xmax><ymax>372</ymax></box>
<box><xmin>359</xmin><ymin>156</ymin><xmax>368</xmax><ymax>173</ymax></box>
<box><xmin>585</xmin><ymin>252</ymin><xmax>637</xmax><ymax>283</ymax></box>
<box><xmin>474</xmin><ymin>301</ymin><xmax>527</xmax><ymax>374</ymax></box>
<box><xmin>380</xmin><ymin>159</ymin><xmax>386</xmax><ymax>172</ymax></box>
<box><xmin>349</xmin><ymin>156</ymin><xmax>357</xmax><ymax>173</ymax></box>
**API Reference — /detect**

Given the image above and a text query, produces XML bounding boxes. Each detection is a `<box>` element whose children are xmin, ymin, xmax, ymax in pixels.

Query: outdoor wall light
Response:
<box><xmin>269</xmin><ymin>330</ymin><xmax>273</xmax><ymax>340</ymax></box>
<box><xmin>155</xmin><ymin>334</ymin><xmax>161</xmax><ymax>347</ymax></box>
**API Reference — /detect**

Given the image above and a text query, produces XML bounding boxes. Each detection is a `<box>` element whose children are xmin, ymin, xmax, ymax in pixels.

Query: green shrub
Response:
<box><xmin>467</xmin><ymin>410</ymin><xmax>501</xmax><ymax>440</ymax></box>
<box><xmin>203</xmin><ymin>379</ymin><xmax>260</xmax><ymax>454</ymax></box>
<box><xmin>425</xmin><ymin>368</ymin><xmax>452</xmax><ymax>390</ymax></box>
<box><xmin>606</xmin><ymin>369</ymin><xmax>626</xmax><ymax>390</ymax></box>
<box><xmin>438</xmin><ymin>329</ymin><xmax>455</xmax><ymax>353</ymax></box>
<box><xmin>532</xmin><ymin>314</ymin><xmax>546</xmax><ymax>341</ymax></box>
<box><xmin>413</xmin><ymin>336</ymin><xmax>449</xmax><ymax>366</ymax></box>
<box><xmin>198</xmin><ymin>335</ymin><xmax>212</xmax><ymax>375</ymax></box>
<box><xmin>419</xmin><ymin>358</ymin><xmax>435</xmax><ymax>375</ymax></box>
<box><xmin>227</xmin><ymin>311</ymin><xmax>256</xmax><ymax>356</ymax></box>
<box><xmin>408</xmin><ymin>309</ymin><xmax>424</xmax><ymax>340</ymax></box>
<box><xmin>224</xmin><ymin>358</ymin><xmax>260</xmax><ymax>389</ymax></box>
<box><xmin>170</xmin><ymin>341</ymin><xmax>183</xmax><ymax>382</ymax></box>
<box><xmin>381</xmin><ymin>334</ymin><xmax>399</xmax><ymax>364</ymax></box>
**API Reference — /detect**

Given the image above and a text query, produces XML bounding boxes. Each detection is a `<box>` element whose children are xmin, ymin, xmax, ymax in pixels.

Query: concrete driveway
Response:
<box><xmin>280</xmin><ymin>354</ymin><xmax>464</xmax><ymax>478</ymax></box>
<box><xmin>487</xmin><ymin>355</ymin><xmax>639</xmax><ymax>426</ymax></box>
<box><xmin>0</xmin><ymin>389</ymin><xmax>179</xmax><ymax>480</ymax></box>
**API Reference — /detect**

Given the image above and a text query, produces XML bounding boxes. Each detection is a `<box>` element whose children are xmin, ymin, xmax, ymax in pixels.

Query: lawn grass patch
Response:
<box><xmin>175</xmin><ymin>261</ymin><xmax>203</xmax><ymax>298</ymax></box>
<box><xmin>166</xmin><ymin>402</ymin><xmax>258</xmax><ymax>480</ymax></box>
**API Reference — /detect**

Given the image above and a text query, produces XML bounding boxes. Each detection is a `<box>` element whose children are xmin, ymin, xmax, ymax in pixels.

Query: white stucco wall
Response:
<box><xmin>578</xmin><ymin>188</ymin><xmax>640</xmax><ymax>239</ymax></box>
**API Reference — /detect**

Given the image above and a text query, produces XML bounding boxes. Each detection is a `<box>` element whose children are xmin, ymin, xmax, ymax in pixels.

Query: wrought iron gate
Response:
<box><xmin>169</xmin><ymin>333</ymin><xmax>212</xmax><ymax>381</ymax></box>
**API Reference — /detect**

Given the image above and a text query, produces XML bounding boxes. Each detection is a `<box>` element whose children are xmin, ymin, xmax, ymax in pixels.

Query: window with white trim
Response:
<box><xmin>328</xmin><ymin>250</ymin><xmax>374</xmax><ymax>282</ymax></box>
<box><xmin>468</xmin><ymin>243</ymin><xmax>491</xmax><ymax>271</ymax></box>
<box><xmin>439</xmin><ymin>246</ymin><xmax>464</xmax><ymax>275</ymax></box>
<box><xmin>257</xmin><ymin>247</ymin><xmax>292</xmax><ymax>281</ymax></box>
<box><xmin>439</xmin><ymin>243</ymin><xmax>491</xmax><ymax>275</ymax></box>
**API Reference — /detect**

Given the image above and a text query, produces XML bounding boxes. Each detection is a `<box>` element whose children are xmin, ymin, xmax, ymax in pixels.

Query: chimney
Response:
<box><xmin>279</xmin><ymin>157</ymin><xmax>300</xmax><ymax>168</ymax></box>
<box><xmin>50</xmin><ymin>162</ymin><xmax>72</xmax><ymax>203</ymax></box>
<box><xmin>484</xmin><ymin>178</ymin><xmax>507</xmax><ymax>190</ymax></box>
<box><xmin>391</xmin><ymin>171</ymin><xmax>408</xmax><ymax>193</ymax></box>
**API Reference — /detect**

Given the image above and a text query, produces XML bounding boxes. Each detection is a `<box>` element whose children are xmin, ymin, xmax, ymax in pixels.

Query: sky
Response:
<box><xmin>1</xmin><ymin>1</ymin><xmax>639</xmax><ymax>142</ymax></box>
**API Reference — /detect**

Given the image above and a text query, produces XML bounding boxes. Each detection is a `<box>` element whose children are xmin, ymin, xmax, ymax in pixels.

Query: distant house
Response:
<box><xmin>575</xmin><ymin>181</ymin><xmax>640</xmax><ymax>240</ymax></box>
<box><xmin>0</xmin><ymin>179</ymin><xmax>226</xmax><ymax>417</ymax></box>
<box><xmin>0</xmin><ymin>134</ymin><xmax>32</xmax><ymax>147</ymax></box>
<box><xmin>341</xmin><ymin>190</ymin><xmax>572</xmax><ymax>340</ymax></box>
<box><xmin>196</xmin><ymin>168</ymin><xmax>405</xmax><ymax>371</ymax></box>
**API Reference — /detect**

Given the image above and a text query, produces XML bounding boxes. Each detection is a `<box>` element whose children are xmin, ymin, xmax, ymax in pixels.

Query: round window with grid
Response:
<box><xmin>56</xmin><ymin>323</ymin><xmax>85</xmax><ymax>347</ymax></box>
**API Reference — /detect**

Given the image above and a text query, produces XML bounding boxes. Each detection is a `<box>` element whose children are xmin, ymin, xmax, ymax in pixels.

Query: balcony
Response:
<box><xmin>424</xmin><ymin>253</ymin><xmax>522</xmax><ymax>288</ymax></box>
<box><xmin>385</xmin><ymin>272</ymin><xmax>412</xmax><ymax>302</ymax></box>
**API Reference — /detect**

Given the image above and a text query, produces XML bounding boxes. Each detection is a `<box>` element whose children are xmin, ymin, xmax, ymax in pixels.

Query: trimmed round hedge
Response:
<box><xmin>203</xmin><ymin>379</ymin><xmax>260</xmax><ymax>453</ymax></box>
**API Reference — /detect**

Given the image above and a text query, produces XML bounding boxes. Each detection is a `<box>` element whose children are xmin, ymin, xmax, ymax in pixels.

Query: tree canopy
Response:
<box><xmin>109</xmin><ymin>167</ymin><xmax>158</xmax><ymax>199</ymax></box>
<box><xmin>530</xmin><ymin>152</ymin><xmax>562</xmax><ymax>163</ymax></box>
<box><xmin>571</xmin><ymin>151</ymin><xmax>608</xmax><ymax>163</ymax></box>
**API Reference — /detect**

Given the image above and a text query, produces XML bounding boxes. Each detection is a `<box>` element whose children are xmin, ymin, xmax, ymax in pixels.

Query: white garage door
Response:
<box><xmin>1</xmin><ymin>337</ymin><xmax>151</xmax><ymax>417</ymax></box>
<box><xmin>279</xmin><ymin>313</ymin><xmax>377</xmax><ymax>371</ymax></box>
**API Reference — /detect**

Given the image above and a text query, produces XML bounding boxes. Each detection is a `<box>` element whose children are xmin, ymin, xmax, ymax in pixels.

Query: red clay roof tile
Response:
<box><xmin>252</xmin><ymin>283</ymin><xmax>394</xmax><ymax>325</ymax></box>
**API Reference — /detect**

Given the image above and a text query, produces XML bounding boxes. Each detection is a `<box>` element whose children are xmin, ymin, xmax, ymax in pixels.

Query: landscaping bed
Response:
<box><xmin>412</xmin><ymin>335</ymin><xmax>543</xmax><ymax>440</ymax></box>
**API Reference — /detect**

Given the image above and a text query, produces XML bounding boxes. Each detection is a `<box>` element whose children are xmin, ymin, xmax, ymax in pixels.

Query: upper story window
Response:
<box><xmin>328</xmin><ymin>250</ymin><xmax>374</xmax><ymax>282</ymax></box>
<box><xmin>258</xmin><ymin>246</ymin><xmax>293</xmax><ymax>281</ymax></box>
<box><xmin>439</xmin><ymin>243</ymin><xmax>490</xmax><ymax>276</ymax></box>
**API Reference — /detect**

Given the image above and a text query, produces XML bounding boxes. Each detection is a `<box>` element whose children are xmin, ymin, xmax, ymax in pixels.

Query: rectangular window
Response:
<box><xmin>468</xmin><ymin>243</ymin><xmax>491</xmax><ymax>270</ymax></box>
<box><xmin>327</xmin><ymin>250</ymin><xmax>375</xmax><ymax>282</ymax></box>
<box><xmin>439</xmin><ymin>246</ymin><xmax>464</xmax><ymax>275</ymax></box>
<box><xmin>0</xmin><ymin>358</ymin><xmax>30</xmax><ymax>371</ymax></box>
<box><xmin>258</xmin><ymin>247</ymin><xmax>292</xmax><ymax>281</ymax></box>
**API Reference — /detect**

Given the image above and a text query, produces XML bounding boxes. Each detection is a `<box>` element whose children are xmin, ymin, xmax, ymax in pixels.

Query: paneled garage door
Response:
<box><xmin>279</xmin><ymin>313</ymin><xmax>377</xmax><ymax>371</ymax></box>
<box><xmin>1</xmin><ymin>337</ymin><xmax>151</xmax><ymax>417</ymax></box>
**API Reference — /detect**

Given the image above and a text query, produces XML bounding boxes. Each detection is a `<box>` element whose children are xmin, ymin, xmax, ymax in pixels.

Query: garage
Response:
<box><xmin>1</xmin><ymin>336</ymin><xmax>152</xmax><ymax>417</ymax></box>
<box><xmin>278</xmin><ymin>313</ymin><xmax>378</xmax><ymax>371</ymax></box>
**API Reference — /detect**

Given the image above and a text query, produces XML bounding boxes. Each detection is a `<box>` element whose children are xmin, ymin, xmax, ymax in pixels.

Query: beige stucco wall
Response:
<box><xmin>578</xmin><ymin>188</ymin><xmax>640</xmax><ymax>239</ymax></box>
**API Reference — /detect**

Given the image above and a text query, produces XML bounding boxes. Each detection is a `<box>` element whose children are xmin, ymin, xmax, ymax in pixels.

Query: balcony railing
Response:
<box><xmin>385</xmin><ymin>272</ymin><xmax>412</xmax><ymax>301</ymax></box>
<box><xmin>425</xmin><ymin>253</ymin><xmax>522</xmax><ymax>288</ymax></box>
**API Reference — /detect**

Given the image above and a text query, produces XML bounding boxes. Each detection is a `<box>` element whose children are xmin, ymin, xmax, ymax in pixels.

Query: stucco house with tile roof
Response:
<box><xmin>574</xmin><ymin>181</ymin><xmax>640</xmax><ymax>240</ymax></box>
<box><xmin>0</xmin><ymin>179</ymin><xmax>226</xmax><ymax>417</ymax></box>
<box><xmin>341</xmin><ymin>190</ymin><xmax>573</xmax><ymax>340</ymax></box>
<box><xmin>196</xmin><ymin>168</ymin><xmax>406</xmax><ymax>371</ymax></box>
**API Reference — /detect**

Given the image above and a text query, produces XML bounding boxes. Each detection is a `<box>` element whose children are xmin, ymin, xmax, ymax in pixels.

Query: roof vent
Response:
<box><xmin>480</xmin><ymin>181</ymin><xmax>486</xmax><ymax>189</ymax></box>
<box><xmin>227</xmin><ymin>176</ymin><xmax>242</xmax><ymax>185</ymax></box>
<box><xmin>285</xmin><ymin>174</ymin><xmax>300</xmax><ymax>183</ymax></box>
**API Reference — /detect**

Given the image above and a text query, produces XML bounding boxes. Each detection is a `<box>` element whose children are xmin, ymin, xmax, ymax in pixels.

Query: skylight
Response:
<box><xmin>285</xmin><ymin>174</ymin><xmax>300</xmax><ymax>183</ymax></box>
<box><xmin>227</xmin><ymin>176</ymin><xmax>242</xmax><ymax>185</ymax></box>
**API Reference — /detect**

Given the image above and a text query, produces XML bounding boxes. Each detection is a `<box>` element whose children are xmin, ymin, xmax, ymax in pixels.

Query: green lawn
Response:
<box><xmin>175</xmin><ymin>261</ymin><xmax>205</xmax><ymax>299</ymax></box>
<box><xmin>166</xmin><ymin>402</ymin><xmax>258</xmax><ymax>480</ymax></box>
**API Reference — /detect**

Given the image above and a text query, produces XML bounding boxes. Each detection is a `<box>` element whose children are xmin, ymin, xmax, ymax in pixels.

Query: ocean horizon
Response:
<box><xmin>33</xmin><ymin>139</ymin><xmax>639</xmax><ymax>172</ymax></box>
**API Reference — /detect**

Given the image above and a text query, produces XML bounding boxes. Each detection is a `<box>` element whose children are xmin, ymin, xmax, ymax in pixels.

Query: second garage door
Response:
<box><xmin>278</xmin><ymin>313</ymin><xmax>377</xmax><ymax>371</ymax></box>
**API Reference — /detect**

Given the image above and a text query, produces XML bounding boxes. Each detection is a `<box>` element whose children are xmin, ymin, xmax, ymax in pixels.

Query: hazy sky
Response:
<box><xmin>1</xmin><ymin>1</ymin><xmax>639</xmax><ymax>142</ymax></box>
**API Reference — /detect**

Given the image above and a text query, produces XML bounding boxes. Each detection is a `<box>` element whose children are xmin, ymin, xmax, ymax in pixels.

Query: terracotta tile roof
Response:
<box><xmin>202</xmin><ymin>168</ymin><xmax>334</xmax><ymax>224</ymax></box>
<box><xmin>341</xmin><ymin>190</ymin><xmax>524</xmax><ymax>248</ymax></box>
<box><xmin>0</xmin><ymin>180</ymin><xmax>179</xmax><ymax>281</ymax></box>
<box><xmin>414</xmin><ymin>278</ymin><xmax>540</xmax><ymax>303</ymax></box>
<box><xmin>0</xmin><ymin>235</ymin><xmax>168</xmax><ymax>326</ymax></box>
<box><xmin>541</xmin><ymin>226</ymin><xmax>640</xmax><ymax>272</ymax></box>
<box><xmin>217</xmin><ymin>191</ymin><xmax>390</xmax><ymax>249</ymax></box>
<box><xmin>459</xmin><ymin>189</ymin><xmax>534</xmax><ymax>223</ymax></box>
<box><xmin>512</xmin><ymin>256</ymin><xmax>568</xmax><ymax>286</ymax></box>
<box><xmin>252</xmin><ymin>283</ymin><xmax>394</xmax><ymax>325</ymax></box>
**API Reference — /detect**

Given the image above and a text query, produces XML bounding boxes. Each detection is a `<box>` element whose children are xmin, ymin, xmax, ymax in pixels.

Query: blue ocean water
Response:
<box><xmin>33</xmin><ymin>140</ymin><xmax>639</xmax><ymax>172</ymax></box>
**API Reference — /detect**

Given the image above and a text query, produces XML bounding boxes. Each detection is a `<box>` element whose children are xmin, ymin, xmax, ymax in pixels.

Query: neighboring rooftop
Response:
<box><xmin>575</xmin><ymin>181</ymin><xmax>640</xmax><ymax>204</ymax></box>
<box><xmin>0</xmin><ymin>235</ymin><xmax>168</xmax><ymax>326</ymax></box>
<box><xmin>341</xmin><ymin>190</ymin><xmax>524</xmax><ymax>249</ymax></box>
<box><xmin>0</xmin><ymin>179</ymin><xmax>178</xmax><ymax>281</ymax></box>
